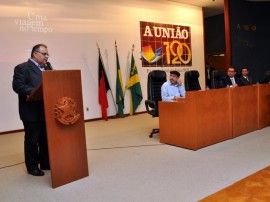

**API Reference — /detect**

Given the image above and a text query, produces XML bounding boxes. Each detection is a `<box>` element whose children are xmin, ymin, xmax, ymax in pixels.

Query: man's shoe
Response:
<box><xmin>40</xmin><ymin>165</ymin><xmax>50</xmax><ymax>170</ymax></box>
<box><xmin>28</xmin><ymin>169</ymin><xmax>45</xmax><ymax>176</ymax></box>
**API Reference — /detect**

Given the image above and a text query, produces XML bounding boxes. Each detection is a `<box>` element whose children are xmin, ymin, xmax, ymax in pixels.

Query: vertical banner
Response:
<box><xmin>140</xmin><ymin>21</ymin><xmax>192</xmax><ymax>67</ymax></box>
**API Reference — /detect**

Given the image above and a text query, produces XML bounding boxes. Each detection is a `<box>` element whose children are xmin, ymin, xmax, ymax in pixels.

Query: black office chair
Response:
<box><xmin>211</xmin><ymin>70</ymin><xmax>227</xmax><ymax>89</ymax></box>
<box><xmin>145</xmin><ymin>70</ymin><xmax>167</xmax><ymax>138</ymax></box>
<box><xmin>184</xmin><ymin>70</ymin><xmax>201</xmax><ymax>91</ymax></box>
<box><xmin>235</xmin><ymin>68</ymin><xmax>242</xmax><ymax>78</ymax></box>
<box><xmin>260</xmin><ymin>70</ymin><xmax>270</xmax><ymax>84</ymax></box>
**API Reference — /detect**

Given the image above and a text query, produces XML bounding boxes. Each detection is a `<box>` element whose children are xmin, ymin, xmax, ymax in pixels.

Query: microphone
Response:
<box><xmin>46</xmin><ymin>62</ymin><xmax>53</xmax><ymax>70</ymax></box>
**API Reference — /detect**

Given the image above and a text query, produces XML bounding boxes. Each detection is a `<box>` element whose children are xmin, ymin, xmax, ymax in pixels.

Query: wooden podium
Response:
<box><xmin>29</xmin><ymin>70</ymin><xmax>89</xmax><ymax>188</ymax></box>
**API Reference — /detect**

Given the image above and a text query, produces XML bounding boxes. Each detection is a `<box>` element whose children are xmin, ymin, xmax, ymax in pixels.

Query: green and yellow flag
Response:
<box><xmin>126</xmin><ymin>47</ymin><xmax>143</xmax><ymax>115</ymax></box>
<box><xmin>115</xmin><ymin>41</ymin><xmax>125</xmax><ymax>117</ymax></box>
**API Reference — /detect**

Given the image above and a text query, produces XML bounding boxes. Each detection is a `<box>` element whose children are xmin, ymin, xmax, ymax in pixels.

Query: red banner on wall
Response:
<box><xmin>140</xmin><ymin>21</ymin><xmax>192</xmax><ymax>67</ymax></box>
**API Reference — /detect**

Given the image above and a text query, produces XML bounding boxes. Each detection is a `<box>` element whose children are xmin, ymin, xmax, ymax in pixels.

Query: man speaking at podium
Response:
<box><xmin>12</xmin><ymin>44</ymin><xmax>52</xmax><ymax>176</ymax></box>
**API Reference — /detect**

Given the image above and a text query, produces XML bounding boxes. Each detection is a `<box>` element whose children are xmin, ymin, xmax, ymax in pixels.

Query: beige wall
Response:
<box><xmin>0</xmin><ymin>0</ymin><xmax>205</xmax><ymax>132</ymax></box>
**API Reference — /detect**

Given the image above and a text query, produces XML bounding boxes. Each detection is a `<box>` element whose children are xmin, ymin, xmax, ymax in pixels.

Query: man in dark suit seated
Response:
<box><xmin>240</xmin><ymin>67</ymin><xmax>254</xmax><ymax>85</ymax></box>
<box><xmin>260</xmin><ymin>71</ymin><xmax>270</xmax><ymax>84</ymax></box>
<box><xmin>222</xmin><ymin>67</ymin><xmax>243</xmax><ymax>88</ymax></box>
<box><xmin>12</xmin><ymin>44</ymin><xmax>52</xmax><ymax>176</ymax></box>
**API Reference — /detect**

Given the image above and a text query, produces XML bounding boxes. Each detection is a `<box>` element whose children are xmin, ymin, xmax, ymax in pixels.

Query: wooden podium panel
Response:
<box><xmin>258</xmin><ymin>83</ymin><xmax>270</xmax><ymax>129</ymax></box>
<box><xmin>159</xmin><ymin>88</ymin><xmax>232</xmax><ymax>150</ymax></box>
<box><xmin>42</xmin><ymin>70</ymin><xmax>89</xmax><ymax>188</ymax></box>
<box><xmin>231</xmin><ymin>85</ymin><xmax>258</xmax><ymax>138</ymax></box>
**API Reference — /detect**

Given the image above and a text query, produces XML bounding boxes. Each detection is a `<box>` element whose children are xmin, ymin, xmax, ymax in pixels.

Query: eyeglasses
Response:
<box><xmin>36</xmin><ymin>51</ymin><xmax>50</xmax><ymax>57</ymax></box>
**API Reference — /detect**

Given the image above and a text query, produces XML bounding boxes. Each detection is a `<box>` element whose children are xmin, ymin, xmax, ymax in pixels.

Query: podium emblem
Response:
<box><xmin>54</xmin><ymin>97</ymin><xmax>80</xmax><ymax>125</ymax></box>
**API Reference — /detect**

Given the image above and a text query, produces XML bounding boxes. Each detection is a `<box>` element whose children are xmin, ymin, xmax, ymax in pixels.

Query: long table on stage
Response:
<box><xmin>232</xmin><ymin>85</ymin><xmax>258</xmax><ymax>138</ymax></box>
<box><xmin>258</xmin><ymin>84</ymin><xmax>270</xmax><ymax>129</ymax></box>
<box><xmin>159</xmin><ymin>84</ymin><xmax>270</xmax><ymax>150</ymax></box>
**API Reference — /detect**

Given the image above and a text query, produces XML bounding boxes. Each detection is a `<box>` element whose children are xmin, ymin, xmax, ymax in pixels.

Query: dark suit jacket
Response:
<box><xmin>222</xmin><ymin>75</ymin><xmax>243</xmax><ymax>87</ymax></box>
<box><xmin>12</xmin><ymin>59</ymin><xmax>51</xmax><ymax>122</ymax></box>
<box><xmin>260</xmin><ymin>71</ymin><xmax>270</xmax><ymax>84</ymax></box>
<box><xmin>240</xmin><ymin>76</ymin><xmax>254</xmax><ymax>86</ymax></box>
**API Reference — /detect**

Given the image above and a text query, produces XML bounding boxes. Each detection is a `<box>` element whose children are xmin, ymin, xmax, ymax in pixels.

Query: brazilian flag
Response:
<box><xmin>115</xmin><ymin>44</ymin><xmax>125</xmax><ymax>117</ymax></box>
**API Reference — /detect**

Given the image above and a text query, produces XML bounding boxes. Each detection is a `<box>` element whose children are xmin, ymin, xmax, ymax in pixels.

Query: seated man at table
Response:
<box><xmin>260</xmin><ymin>71</ymin><xmax>270</xmax><ymax>84</ymax></box>
<box><xmin>240</xmin><ymin>67</ymin><xmax>254</xmax><ymax>85</ymax></box>
<box><xmin>161</xmin><ymin>70</ymin><xmax>186</xmax><ymax>101</ymax></box>
<box><xmin>222</xmin><ymin>67</ymin><xmax>243</xmax><ymax>88</ymax></box>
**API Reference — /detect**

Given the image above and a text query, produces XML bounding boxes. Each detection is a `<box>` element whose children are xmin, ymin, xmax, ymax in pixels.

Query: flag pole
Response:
<box><xmin>123</xmin><ymin>59</ymin><xmax>129</xmax><ymax>96</ymax></box>
<box><xmin>124</xmin><ymin>44</ymin><xmax>134</xmax><ymax>93</ymax></box>
<box><xmin>96</xmin><ymin>42</ymin><xmax>118</xmax><ymax>115</ymax></box>
<box><xmin>115</xmin><ymin>40</ymin><xmax>126</xmax><ymax>117</ymax></box>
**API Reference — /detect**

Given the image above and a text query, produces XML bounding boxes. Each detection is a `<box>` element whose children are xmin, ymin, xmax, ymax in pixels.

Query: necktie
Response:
<box><xmin>231</xmin><ymin>78</ymin><xmax>235</xmax><ymax>84</ymax></box>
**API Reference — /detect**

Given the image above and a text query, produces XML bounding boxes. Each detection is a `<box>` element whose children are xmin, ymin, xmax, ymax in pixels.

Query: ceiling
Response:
<box><xmin>1</xmin><ymin>0</ymin><xmax>224</xmax><ymax>18</ymax></box>
<box><xmin>167</xmin><ymin>0</ymin><xmax>224</xmax><ymax>18</ymax></box>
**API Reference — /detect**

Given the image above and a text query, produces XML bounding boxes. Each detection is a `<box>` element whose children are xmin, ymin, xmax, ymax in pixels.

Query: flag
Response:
<box><xmin>98</xmin><ymin>51</ymin><xmax>111</xmax><ymax>121</ymax></box>
<box><xmin>126</xmin><ymin>51</ymin><xmax>143</xmax><ymax>115</ymax></box>
<box><xmin>115</xmin><ymin>43</ymin><xmax>125</xmax><ymax>117</ymax></box>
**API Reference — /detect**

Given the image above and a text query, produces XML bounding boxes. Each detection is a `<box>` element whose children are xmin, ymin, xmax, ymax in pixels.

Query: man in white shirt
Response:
<box><xmin>161</xmin><ymin>70</ymin><xmax>186</xmax><ymax>101</ymax></box>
